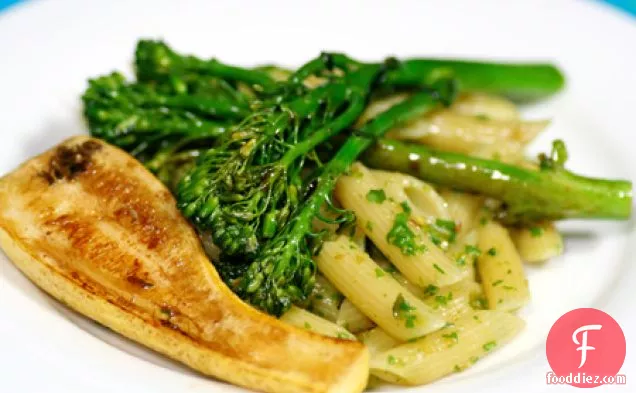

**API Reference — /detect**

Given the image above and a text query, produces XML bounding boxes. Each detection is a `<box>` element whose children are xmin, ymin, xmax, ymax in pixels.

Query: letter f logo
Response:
<box><xmin>572</xmin><ymin>324</ymin><xmax>602</xmax><ymax>368</ymax></box>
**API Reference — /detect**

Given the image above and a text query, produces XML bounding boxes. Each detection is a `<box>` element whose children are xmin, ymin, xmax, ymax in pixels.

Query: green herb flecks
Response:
<box><xmin>366</xmin><ymin>189</ymin><xmax>387</xmax><ymax>204</ymax></box>
<box><xmin>392</xmin><ymin>293</ymin><xmax>418</xmax><ymax>328</ymax></box>
<box><xmin>387</xmin><ymin>201</ymin><xmax>427</xmax><ymax>256</ymax></box>
<box><xmin>483</xmin><ymin>341</ymin><xmax>497</xmax><ymax>352</ymax></box>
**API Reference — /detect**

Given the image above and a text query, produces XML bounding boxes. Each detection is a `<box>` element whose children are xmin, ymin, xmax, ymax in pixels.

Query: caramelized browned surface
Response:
<box><xmin>0</xmin><ymin>136</ymin><xmax>367</xmax><ymax>393</ymax></box>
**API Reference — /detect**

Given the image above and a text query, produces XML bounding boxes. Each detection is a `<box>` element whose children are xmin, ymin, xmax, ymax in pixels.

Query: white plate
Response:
<box><xmin>0</xmin><ymin>0</ymin><xmax>634</xmax><ymax>392</ymax></box>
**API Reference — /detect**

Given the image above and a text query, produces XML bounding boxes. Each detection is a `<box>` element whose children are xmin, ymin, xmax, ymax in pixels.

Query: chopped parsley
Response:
<box><xmin>424</xmin><ymin>284</ymin><xmax>439</xmax><ymax>297</ymax></box>
<box><xmin>442</xmin><ymin>331</ymin><xmax>459</xmax><ymax>345</ymax></box>
<box><xmin>529</xmin><ymin>226</ymin><xmax>544</xmax><ymax>237</ymax></box>
<box><xmin>365</xmin><ymin>220</ymin><xmax>374</xmax><ymax>231</ymax></box>
<box><xmin>476</xmin><ymin>114</ymin><xmax>490</xmax><ymax>121</ymax></box>
<box><xmin>492</xmin><ymin>279</ymin><xmax>504</xmax><ymax>287</ymax></box>
<box><xmin>487</xmin><ymin>247</ymin><xmax>497</xmax><ymax>256</ymax></box>
<box><xmin>304</xmin><ymin>322</ymin><xmax>312</xmax><ymax>330</ymax></box>
<box><xmin>387</xmin><ymin>355</ymin><xmax>398</xmax><ymax>365</ymax></box>
<box><xmin>434</xmin><ymin>292</ymin><xmax>453</xmax><ymax>307</ymax></box>
<box><xmin>366</xmin><ymin>189</ymin><xmax>387</xmax><ymax>204</ymax></box>
<box><xmin>337</xmin><ymin>332</ymin><xmax>353</xmax><ymax>340</ymax></box>
<box><xmin>465</xmin><ymin>245</ymin><xmax>481</xmax><ymax>255</ymax></box>
<box><xmin>503</xmin><ymin>285</ymin><xmax>516</xmax><ymax>291</ymax></box>
<box><xmin>457</xmin><ymin>245</ymin><xmax>481</xmax><ymax>266</ymax></box>
<box><xmin>479</xmin><ymin>217</ymin><xmax>488</xmax><ymax>226</ymax></box>
<box><xmin>483</xmin><ymin>341</ymin><xmax>497</xmax><ymax>352</ymax></box>
<box><xmin>453</xmin><ymin>364</ymin><xmax>463</xmax><ymax>373</ymax></box>
<box><xmin>387</xmin><ymin>202</ymin><xmax>426</xmax><ymax>256</ymax></box>
<box><xmin>470</xmin><ymin>356</ymin><xmax>480</xmax><ymax>364</ymax></box>
<box><xmin>392</xmin><ymin>293</ymin><xmax>417</xmax><ymax>328</ymax></box>
<box><xmin>435</xmin><ymin>219</ymin><xmax>457</xmax><ymax>242</ymax></box>
<box><xmin>427</xmin><ymin>218</ymin><xmax>457</xmax><ymax>249</ymax></box>
<box><xmin>375</xmin><ymin>268</ymin><xmax>386</xmax><ymax>278</ymax></box>
<box><xmin>433</xmin><ymin>263</ymin><xmax>446</xmax><ymax>274</ymax></box>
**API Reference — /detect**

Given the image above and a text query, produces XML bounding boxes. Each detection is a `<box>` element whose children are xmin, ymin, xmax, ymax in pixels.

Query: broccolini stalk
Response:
<box><xmin>384</xmin><ymin>59</ymin><xmax>565</xmax><ymax>101</ymax></box>
<box><xmin>258</xmin><ymin>58</ymin><xmax>564</xmax><ymax>101</ymax></box>
<box><xmin>234</xmin><ymin>81</ymin><xmax>457</xmax><ymax>316</ymax></box>
<box><xmin>136</xmin><ymin>40</ymin><xmax>564</xmax><ymax>101</ymax></box>
<box><xmin>177</xmin><ymin>60</ymin><xmax>386</xmax><ymax>260</ymax></box>
<box><xmin>135</xmin><ymin>40</ymin><xmax>277</xmax><ymax>93</ymax></box>
<box><xmin>362</xmin><ymin>139</ymin><xmax>632</xmax><ymax>223</ymax></box>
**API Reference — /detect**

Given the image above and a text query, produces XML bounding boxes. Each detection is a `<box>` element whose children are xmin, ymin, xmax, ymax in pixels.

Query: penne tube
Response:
<box><xmin>389</xmin><ymin>110</ymin><xmax>549</xmax><ymax>145</ymax></box>
<box><xmin>308</xmin><ymin>273</ymin><xmax>343</xmax><ymax>322</ymax></box>
<box><xmin>280</xmin><ymin>306</ymin><xmax>356</xmax><ymax>341</ymax></box>
<box><xmin>358</xmin><ymin>327</ymin><xmax>402</xmax><ymax>357</ymax></box>
<box><xmin>337</xmin><ymin>299</ymin><xmax>376</xmax><ymax>333</ymax></box>
<box><xmin>477</xmin><ymin>221</ymin><xmax>530</xmax><ymax>311</ymax></box>
<box><xmin>387</xmin><ymin>111</ymin><xmax>549</xmax><ymax>162</ymax></box>
<box><xmin>315</xmin><ymin>235</ymin><xmax>446</xmax><ymax>341</ymax></box>
<box><xmin>335</xmin><ymin>163</ymin><xmax>466</xmax><ymax>287</ymax></box>
<box><xmin>369</xmin><ymin>310</ymin><xmax>525</xmax><ymax>385</ymax></box>
<box><xmin>451</xmin><ymin>93</ymin><xmax>520</xmax><ymax>121</ymax></box>
<box><xmin>509</xmin><ymin>221</ymin><xmax>564</xmax><ymax>263</ymax></box>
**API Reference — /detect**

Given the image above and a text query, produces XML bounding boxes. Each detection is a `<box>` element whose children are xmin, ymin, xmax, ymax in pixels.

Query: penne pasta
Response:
<box><xmin>280</xmin><ymin>306</ymin><xmax>356</xmax><ymax>340</ymax></box>
<box><xmin>387</xmin><ymin>110</ymin><xmax>549</xmax><ymax>162</ymax></box>
<box><xmin>369</xmin><ymin>310</ymin><xmax>525</xmax><ymax>385</ymax></box>
<box><xmin>477</xmin><ymin>221</ymin><xmax>530</xmax><ymax>311</ymax></box>
<box><xmin>308</xmin><ymin>273</ymin><xmax>343</xmax><ymax>322</ymax></box>
<box><xmin>337</xmin><ymin>298</ymin><xmax>376</xmax><ymax>333</ymax></box>
<box><xmin>315</xmin><ymin>235</ymin><xmax>446</xmax><ymax>341</ymax></box>
<box><xmin>451</xmin><ymin>93</ymin><xmax>520</xmax><ymax>121</ymax></box>
<box><xmin>389</xmin><ymin>110</ymin><xmax>549</xmax><ymax>145</ymax></box>
<box><xmin>335</xmin><ymin>163</ymin><xmax>466</xmax><ymax>287</ymax></box>
<box><xmin>509</xmin><ymin>222</ymin><xmax>564</xmax><ymax>263</ymax></box>
<box><xmin>358</xmin><ymin>327</ymin><xmax>402</xmax><ymax>357</ymax></box>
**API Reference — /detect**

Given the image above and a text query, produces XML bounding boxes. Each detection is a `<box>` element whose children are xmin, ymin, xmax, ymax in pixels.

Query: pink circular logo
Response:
<box><xmin>546</xmin><ymin>308</ymin><xmax>626</xmax><ymax>388</ymax></box>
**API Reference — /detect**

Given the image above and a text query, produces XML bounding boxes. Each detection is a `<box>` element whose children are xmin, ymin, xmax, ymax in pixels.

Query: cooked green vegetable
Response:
<box><xmin>384</xmin><ymin>59</ymin><xmax>564</xmax><ymax>101</ymax></box>
<box><xmin>230</xmin><ymin>84</ymin><xmax>455</xmax><ymax>315</ymax></box>
<box><xmin>135</xmin><ymin>40</ymin><xmax>277</xmax><ymax>93</ymax></box>
<box><xmin>362</xmin><ymin>139</ymin><xmax>632</xmax><ymax>223</ymax></box>
<box><xmin>176</xmin><ymin>57</ymin><xmax>385</xmax><ymax>260</ymax></box>
<box><xmin>82</xmin><ymin>72</ymin><xmax>234</xmax><ymax>150</ymax></box>
<box><xmin>253</xmin><ymin>58</ymin><xmax>565</xmax><ymax>102</ymax></box>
